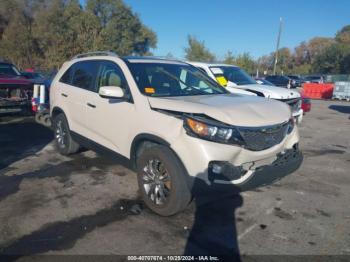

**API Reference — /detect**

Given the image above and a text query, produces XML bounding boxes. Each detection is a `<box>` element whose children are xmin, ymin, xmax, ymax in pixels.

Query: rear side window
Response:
<box><xmin>71</xmin><ymin>61</ymin><xmax>99</xmax><ymax>91</ymax></box>
<box><xmin>59</xmin><ymin>67</ymin><xmax>72</xmax><ymax>84</ymax></box>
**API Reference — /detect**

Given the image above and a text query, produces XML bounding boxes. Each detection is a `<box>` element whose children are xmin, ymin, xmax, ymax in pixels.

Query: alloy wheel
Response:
<box><xmin>142</xmin><ymin>159</ymin><xmax>171</xmax><ymax>206</ymax></box>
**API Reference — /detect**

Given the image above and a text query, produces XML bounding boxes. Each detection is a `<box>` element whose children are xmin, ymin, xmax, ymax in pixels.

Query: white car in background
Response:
<box><xmin>189</xmin><ymin>62</ymin><xmax>303</xmax><ymax>124</ymax></box>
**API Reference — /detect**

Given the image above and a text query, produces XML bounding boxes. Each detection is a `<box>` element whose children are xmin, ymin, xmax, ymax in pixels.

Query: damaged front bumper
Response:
<box><xmin>0</xmin><ymin>99</ymin><xmax>31</xmax><ymax>114</ymax></box>
<box><xmin>0</xmin><ymin>85</ymin><xmax>32</xmax><ymax>114</ymax></box>
<box><xmin>207</xmin><ymin>145</ymin><xmax>303</xmax><ymax>189</ymax></box>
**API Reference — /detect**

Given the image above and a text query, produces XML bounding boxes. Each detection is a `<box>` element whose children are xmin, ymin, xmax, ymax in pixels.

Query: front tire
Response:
<box><xmin>53</xmin><ymin>113</ymin><xmax>80</xmax><ymax>155</ymax></box>
<box><xmin>136</xmin><ymin>145</ymin><xmax>192</xmax><ymax>216</ymax></box>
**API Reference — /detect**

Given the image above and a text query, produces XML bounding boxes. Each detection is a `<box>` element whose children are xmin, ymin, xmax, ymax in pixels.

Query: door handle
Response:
<box><xmin>61</xmin><ymin>93</ymin><xmax>68</xmax><ymax>97</ymax></box>
<box><xmin>87</xmin><ymin>102</ymin><xmax>96</xmax><ymax>108</ymax></box>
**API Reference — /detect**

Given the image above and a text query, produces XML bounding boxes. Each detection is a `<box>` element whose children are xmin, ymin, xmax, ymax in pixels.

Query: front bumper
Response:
<box><xmin>207</xmin><ymin>145</ymin><xmax>302</xmax><ymax>187</ymax></box>
<box><xmin>172</xmin><ymin>125</ymin><xmax>300</xmax><ymax>186</ymax></box>
<box><xmin>0</xmin><ymin>100</ymin><xmax>31</xmax><ymax>114</ymax></box>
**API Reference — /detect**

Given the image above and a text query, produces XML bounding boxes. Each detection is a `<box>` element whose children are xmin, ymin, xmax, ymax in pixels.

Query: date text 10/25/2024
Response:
<box><xmin>127</xmin><ymin>256</ymin><xmax>220</xmax><ymax>261</ymax></box>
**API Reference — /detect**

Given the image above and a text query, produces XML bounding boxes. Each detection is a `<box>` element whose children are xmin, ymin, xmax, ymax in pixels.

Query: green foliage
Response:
<box><xmin>234</xmin><ymin>53</ymin><xmax>256</xmax><ymax>74</ymax></box>
<box><xmin>222</xmin><ymin>51</ymin><xmax>256</xmax><ymax>74</ymax></box>
<box><xmin>223</xmin><ymin>51</ymin><xmax>235</xmax><ymax>65</ymax></box>
<box><xmin>0</xmin><ymin>0</ymin><xmax>157</xmax><ymax>70</ymax></box>
<box><xmin>311</xmin><ymin>25</ymin><xmax>350</xmax><ymax>74</ymax></box>
<box><xmin>292</xmin><ymin>64</ymin><xmax>312</xmax><ymax>75</ymax></box>
<box><xmin>88</xmin><ymin>0</ymin><xmax>156</xmax><ymax>56</ymax></box>
<box><xmin>184</xmin><ymin>35</ymin><xmax>215</xmax><ymax>62</ymax></box>
<box><xmin>335</xmin><ymin>25</ymin><xmax>350</xmax><ymax>44</ymax></box>
<box><xmin>312</xmin><ymin>43</ymin><xmax>350</xmax><ymax>74</ymax></box>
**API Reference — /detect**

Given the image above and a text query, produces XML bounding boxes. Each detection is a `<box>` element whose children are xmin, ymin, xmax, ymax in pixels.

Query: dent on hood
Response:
<box><xmin>147</xmin><ymin>95</ymin><xmax>292</xmax><ymax>127</ymax></box>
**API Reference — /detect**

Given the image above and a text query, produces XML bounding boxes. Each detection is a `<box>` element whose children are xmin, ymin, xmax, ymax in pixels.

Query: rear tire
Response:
<box><xmin>136</xmin><ymin>145</ymin><xmax>191</xmax><ymax>216</ymax></box>
<box><xmin>53</xmin><ymin>113</ymin><xmax>80</xmax><ymax>155</ymax></box>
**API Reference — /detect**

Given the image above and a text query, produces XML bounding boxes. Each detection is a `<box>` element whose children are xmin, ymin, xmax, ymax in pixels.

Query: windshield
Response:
<box><xmin>210</xmin><ymin>66</ymin><xmax>256</xmax><ymax>85</ymax></box>
<box><xmin>127</xmin><ymin>62</ymin><xmax>228</xmax><ymax>97</ymax></box>
<box><xmin>0</xmin><ymin>64</ymin><xmax>21</xmax><ymax>76</ymax></box>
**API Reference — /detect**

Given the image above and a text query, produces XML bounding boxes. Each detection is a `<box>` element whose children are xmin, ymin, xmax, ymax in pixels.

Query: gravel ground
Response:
<box><xmin>0</xmin><ymin>100</ymin><xmax>349</xmax><ymax>260</ymax></box>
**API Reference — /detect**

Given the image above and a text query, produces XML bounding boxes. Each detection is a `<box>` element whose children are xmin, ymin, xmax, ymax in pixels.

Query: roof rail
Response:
<box><xmin>72</xmin><ymin>51</ymin><xmax>118</xmax><ymax>60</ymax></box>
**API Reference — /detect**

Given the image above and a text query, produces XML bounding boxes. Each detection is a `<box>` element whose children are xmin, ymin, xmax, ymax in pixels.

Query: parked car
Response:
<box><xmin>0</xmin><ymin>62</ymin><xmax>33</xmax><ymax>115</ymax></box>
<box><xmin>255</xmin><ymin>78</ymin><xmax>276</xmax><ymax>86</ymax></box>
<box><xmin>287</xmin><ymin>75</ymin><xmax>305</xmax><ymax>87</ymax></box>
<box><xmin>304</xmin><ymin>75</ymin><xmax>324</xmax><ymax>84</ymax></box>
<box><xmin>265</xmin><ymin>75</ymin><xmax>298</xmax><ymax>89</ymax></box>
<box><xmin>188</xmin><ymin>62</ymin><xmax>303</xmax><ymax>124</ymax></box>
<box><xmin>301</xmin><ymin>94</ymin><xmax>311</xmax><ymax>113</ymax></box>
<box><xmin>21</xmin><ymin>71</ymin><xmax>45</xmax><ymax>83</ymax></box>
<box><xmin>0</xmin><ymin>61</ymin><xmax>22</xmax><ymax>77</ymax></box>
<box><xmin>50</xmin><ymin>52</ymin><xmax>302</xmax><ymax>216</ymax></box>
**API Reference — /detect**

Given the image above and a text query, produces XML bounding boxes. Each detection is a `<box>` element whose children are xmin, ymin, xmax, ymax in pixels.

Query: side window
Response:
<box><xmin>71</xmin><ymin>61</ymin><xmax>99</xmax><ymax>91</ymax></box>
<box><xmin>59</xmin><ymin>67</ymin><xmax>72</xmax><ymax>84</ymax></box>
<box><xmin>96</xmin><ymin>61</ymin><xmax>128</xmax><ymax>93</ymax></box>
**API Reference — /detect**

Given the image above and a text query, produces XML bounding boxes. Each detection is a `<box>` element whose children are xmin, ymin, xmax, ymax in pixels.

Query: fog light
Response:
<box><xmin>212</xmin><ymin>164</ymin><xmax>223</xmax><ymax>174</ymax></box>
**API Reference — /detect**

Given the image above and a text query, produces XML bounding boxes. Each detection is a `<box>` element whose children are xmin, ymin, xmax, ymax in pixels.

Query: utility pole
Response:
<box><xmin>273</xmin><ymin>17</ymin><xmax>283</xmax><ymax>75</ymax></box>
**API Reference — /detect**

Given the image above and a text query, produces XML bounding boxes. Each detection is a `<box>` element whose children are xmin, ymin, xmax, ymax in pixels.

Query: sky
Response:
<box><xmin>83</xmin><ymin>0</ymin><xmax>350</xmax><ymax>59</ymax></box>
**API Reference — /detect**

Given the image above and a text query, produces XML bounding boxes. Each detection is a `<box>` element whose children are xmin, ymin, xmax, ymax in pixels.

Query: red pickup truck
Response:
<box><xmin>0</xmin><ymin>62</ymin><xmax>33</xmax><ymax>115</ymax></box>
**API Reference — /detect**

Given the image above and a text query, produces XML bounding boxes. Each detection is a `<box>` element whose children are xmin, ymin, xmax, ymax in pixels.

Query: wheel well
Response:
<box><xmin>51</xmin><ymin>107</ymin><xmax>64</xmax><ymax>119</ymax></box>
<box><xmin>130</xmin><ymin>134</ymin><xmax>170</xmax><ymax>168</ymax></box>
<box><xmin>131</xmin><ymin>134</ymin><xmax>192</xmax><ymax>192</ymax></box>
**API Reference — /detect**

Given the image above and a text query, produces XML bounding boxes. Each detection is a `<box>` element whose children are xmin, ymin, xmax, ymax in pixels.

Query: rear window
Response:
<box><xmin>59</xmin><ymin>67</ymin><xmax>72</xmax><ymax>84</ymax></box>
<box><xmin>71</xmin><ymin>61</ymin><xmax>99</xmax><ymax>91</ymax></box>
<box><xmin>59</xmin><ymin>61</ymin><xmax>100</xmax><ymax>91</ymax></box>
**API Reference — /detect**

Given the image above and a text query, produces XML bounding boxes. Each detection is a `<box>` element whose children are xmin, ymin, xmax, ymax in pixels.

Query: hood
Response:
<box><xmin>148</xmin><ymin>94</ymin><xmax>291</xmax><ymax>127</ymax></box>
<box><xmin>0</xmin><ymin>74</ymin><xmax>32</xmax><ymax>85</ymax></box>
<box><xmin>230</xmin><ymin>83</ymin><xmax>300</xmax><ymax>100</ymax></box>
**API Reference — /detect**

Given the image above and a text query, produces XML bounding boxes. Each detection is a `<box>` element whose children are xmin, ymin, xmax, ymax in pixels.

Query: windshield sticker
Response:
<box><xmin>211</xmin><ymin>67</ymin><xmax>224</xmax><ymax>75</ymax></box>
<box><xmin>216</xmin><ymin>76</ymin><xmax>228</xmax><ymax>87</ymax></box>
<box><xmin>144</xmin><ymin>87</ymin><xmax>155</xmax><ymax>94</ymax></box>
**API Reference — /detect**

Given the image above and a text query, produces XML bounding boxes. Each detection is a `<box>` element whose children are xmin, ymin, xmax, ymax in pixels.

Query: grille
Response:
<box><xmin>280</xmin><ymin>98</ymin><xmax>301</xmax><ymax>113</ymax></box>
<box><xmin>238</xmin><ymin>122</ymin><xmax>289</xmax><ymax>151</ymax></box>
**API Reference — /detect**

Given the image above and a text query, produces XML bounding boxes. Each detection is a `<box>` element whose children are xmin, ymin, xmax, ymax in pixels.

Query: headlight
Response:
<box><xmin>287</xmin><ymin>118</ymin><xmax>295</xmax><ymax>134</ymax></box>
<box><xmin>184</xmin><ymin>116</ymin><xmax>244</xmax><ymax>145</ymax></box>
<box><xmin>297</xmin><ymin>98</ymin><xmax>302</xmax><ymax>109</ymax></box>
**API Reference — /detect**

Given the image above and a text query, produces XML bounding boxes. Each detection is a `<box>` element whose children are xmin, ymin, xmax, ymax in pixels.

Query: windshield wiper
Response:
<box><xmin>157</xmin><ymin>69</ymin><xmax>208</xmax><ymax>95</ymax></box>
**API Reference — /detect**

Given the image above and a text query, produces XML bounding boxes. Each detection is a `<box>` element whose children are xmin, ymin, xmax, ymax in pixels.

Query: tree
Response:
<box><xmin>335</xmin><ymin>25</ymin><xmax>350</xmax><ymax>44</ymax></box>
<box><xmin>310</xmin><ymin>25</ymin><xmax>350</xmax><ymax>74</ymax></box>
<box><xmin>294</xmin><ymin>41</ymin><xmax>310</xmax><ymax>66</ymax></box>
<box><xmin>313</xmin><ymin>43</ymin><xmax>350</xmax><ymax>74</ymax></box>
<box><xmin>0</xmin><ymin>0</ymin><xmax>157</xmax><ymax>70</ymax></box>
<box><xmin>234</xmin><ymin>53</ymin><xmax>256</xmax><ymax>74</ymax></box>
<box><xmin>275</xmin><ymin>47</ymin><xmax>293</xmax><ymax>74</ymax></box>
<box><xmin>184</xmin><ymin>35</ymin><xmax>215</xmax><ymax>62</ymax></box>
<box><xmin>223</xmin><ymin>51</ymin><xmax>235</xmax><ymax>65</ymax></box>
<box><xmin>307</xmin><ymin>37</ymin><xmax>334</xmax><ymax>63</ymax></box>
<box><xmin>0</xmin><ymin>1</ymin><xmax>38</xmax><ymax>68</ymax></box>
<box><xmin>87</xmin><ymin>0</ymin><xmax>157</xmax><ymax>56</ymax></box>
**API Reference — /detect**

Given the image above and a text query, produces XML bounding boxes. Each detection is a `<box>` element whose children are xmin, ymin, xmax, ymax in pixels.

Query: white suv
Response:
<box><xmin>50</xmin><ymin>52</ymin><xmax>302</xmax><ymax>216</ymax></box>
<box><xmin>188</xmin><ymin>62</ymin><xmax>304</xmax><ymax>124</ymax></box>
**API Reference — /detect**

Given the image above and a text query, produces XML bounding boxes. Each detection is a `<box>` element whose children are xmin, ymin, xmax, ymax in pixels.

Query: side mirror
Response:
<box><xmin>99</xmin><ymin>86</ymin><xmax>124</xmax><ymax>99</ymax></box>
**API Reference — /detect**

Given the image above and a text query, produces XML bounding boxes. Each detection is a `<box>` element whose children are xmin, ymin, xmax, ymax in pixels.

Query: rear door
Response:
<box><xmin>59</xmin><ymin>61</ymin><xmax>100</xmax><ymax>136</ymax></box>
